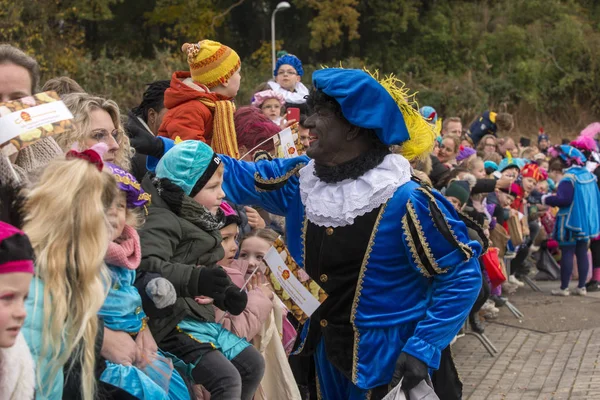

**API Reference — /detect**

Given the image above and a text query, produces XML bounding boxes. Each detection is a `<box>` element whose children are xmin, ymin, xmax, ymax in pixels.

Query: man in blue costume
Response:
<box><xmin>142</xmin><ymin>68</ymin><xmax>482</xmax><ymax>399</ymax></box>
<box><xmin>217</xmin><ymin>69</ymin><xmax>482</xmax><ymax>399</ymax></box>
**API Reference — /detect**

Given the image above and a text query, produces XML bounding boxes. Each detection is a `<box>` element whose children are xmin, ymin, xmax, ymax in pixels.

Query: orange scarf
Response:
<box><xmin>198</xmin><ymin>98</ymin><xmax>240</xmax><ymax>158</ymax></box>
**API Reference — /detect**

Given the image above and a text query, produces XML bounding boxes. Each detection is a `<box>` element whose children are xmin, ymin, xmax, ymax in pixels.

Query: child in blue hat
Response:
<box><xmin>268</xmin><ymin>54</ymin><xmax>309</xmax><ymax>105</ymax></box>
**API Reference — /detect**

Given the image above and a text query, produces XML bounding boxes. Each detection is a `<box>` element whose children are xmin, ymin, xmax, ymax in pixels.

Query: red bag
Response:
<box><xmin>481</xmin><ymin>247</ymin><xmax>506</xmax><ymax>286</ymax></box>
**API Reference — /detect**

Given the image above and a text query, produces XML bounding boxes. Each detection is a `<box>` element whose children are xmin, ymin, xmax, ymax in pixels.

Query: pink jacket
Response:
<box><xmin>214</xmin><ymin>260</ymin><xmax>273</xmax><ymax>341</ymax></box>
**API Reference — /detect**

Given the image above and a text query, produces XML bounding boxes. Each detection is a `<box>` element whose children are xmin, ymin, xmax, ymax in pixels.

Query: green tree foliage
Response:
<box><xmin>1</xmin><ymin>0</ymin><xmax>599</xmax><ymax>134</ymax></box>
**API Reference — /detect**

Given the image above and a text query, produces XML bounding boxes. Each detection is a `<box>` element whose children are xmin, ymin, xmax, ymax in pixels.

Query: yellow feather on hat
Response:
<box><xmin>366</xmin><ymin>70</ymin><xmax>436</xmax><ymax>161</ymax></box>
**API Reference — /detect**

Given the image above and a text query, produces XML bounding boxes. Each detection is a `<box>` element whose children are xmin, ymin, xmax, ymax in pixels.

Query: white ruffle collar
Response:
<box><xmin>299</xmin><ymin>154</ymin><xmax>412</xmax><ymax>227</ymax></box>
<box><xmin>267</xmin><ymin>81</ymin><xmax>309</xmax><ymax>104</ymax></box>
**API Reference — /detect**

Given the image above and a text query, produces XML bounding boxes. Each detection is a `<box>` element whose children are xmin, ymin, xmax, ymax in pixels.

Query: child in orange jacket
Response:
<box><xmin>158</xmin><ymin>40</ymin><xmax>242</xmax><ymax>157</ymax></box>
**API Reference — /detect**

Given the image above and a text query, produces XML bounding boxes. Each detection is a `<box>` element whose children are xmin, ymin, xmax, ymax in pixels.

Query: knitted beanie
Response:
<box><xmin>445</xmin><ymin>180</ymin><xmax>470</xmax><ymax>206</ymax></box>
<box><xmin>221</xmin><ymin>201</ymin><xmax>241</xmax><ymax>227</ymax></box>
<box><xmin>156</xmin><ymin>140</ymin><xmax>221</xmax><ymax>197</ymax></box>
<box><xmin>456</xmin><ymin>146</ymin><xmax>476</xmax><ymax>162</ymax></box>
<box><xmin>274</xmin><ymin>54</ymin><xmax>304</xmax><ymax>77</ymax></box>
<box><xmin>484</xmin><ymin>160</ymin><xmax>499</xmax><ymax>174</ymax></box>
<box><xmin>0</xmin><ymin>221</ymin><xmax>34</xmax><ymax>275</ymax></box>
<box><xmin>419</xmin><ymin>106</ymin><xmax>438</xmax><ymax>124</ymax></box>
<box><xmin>182</xmin><ymin>40</ymin><xmax>241</xmax><ymax>89</ymax></box>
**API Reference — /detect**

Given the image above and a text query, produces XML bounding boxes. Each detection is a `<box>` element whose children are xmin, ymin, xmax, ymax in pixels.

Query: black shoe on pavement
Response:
<box><xmin>491</xmin><ymin>295</ymin><xmax>507</xmax><ymax>307</ymax></box>
<box><xmin>469</xmin><ymin>313</ymin><xmax>485</xmax><ymax>334</ymax></box>
<box><xmin>586</xmin><ymin>280</ymin><xmax>600</xmax><ymax>292</ymax></box>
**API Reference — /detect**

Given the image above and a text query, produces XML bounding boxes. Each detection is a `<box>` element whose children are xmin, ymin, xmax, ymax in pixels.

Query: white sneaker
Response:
<box><xmin>572</xmin><ymin>287</ymin><xmax>587</xmax><ymax>296</ymax></box>
<box><xmin>551</xmin><ymin>288</ymin><xmax>570</xmax><ymax>296</ymax></box>
<box><xmin>509</xmin><ymin>275</ymin><xmax>525</xmax><ymax>287</ymax></box>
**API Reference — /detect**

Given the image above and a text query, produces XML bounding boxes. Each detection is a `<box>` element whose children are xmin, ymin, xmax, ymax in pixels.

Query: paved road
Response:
<box><xmin>453</xmin><ymin>282</ymin><xmax>600</xmax><ymax>400</ymax></box>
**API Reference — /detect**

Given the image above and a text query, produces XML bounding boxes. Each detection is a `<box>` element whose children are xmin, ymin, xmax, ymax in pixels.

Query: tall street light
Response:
<box><xmin>271</xmin><ymin>2</ymin><xmax>291</xmax><ymax>76</ymax></box>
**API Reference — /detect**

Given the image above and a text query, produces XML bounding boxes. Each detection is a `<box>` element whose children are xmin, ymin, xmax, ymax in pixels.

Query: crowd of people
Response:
<box><xmin>0</xmin><ymin>37</ymin><xmax>598</xmax><ymax>400</ymax></box>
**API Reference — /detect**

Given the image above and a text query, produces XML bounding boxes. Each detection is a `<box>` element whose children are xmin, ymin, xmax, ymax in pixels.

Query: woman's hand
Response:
<box><xmin>135</xmin><ymin>324</ymin><xmax>158</xmax><ymax>368</ymax></box>
<box><xmin>245</xmin><ymin>206</ymin><xmax>266</xmax><ymax>229</ymax></box>
<box><xmin>101</xmin><ymin>328</ymin><xmax>138</xmax><ymax>366</ymax></box>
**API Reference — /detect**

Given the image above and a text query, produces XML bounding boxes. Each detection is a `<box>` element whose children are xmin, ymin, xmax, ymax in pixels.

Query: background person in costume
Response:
<box><xmin>467</xmin><ymin>110</ymin><xmax>514</xmax><ymax>146</ymax></box>
<box><xmin>570</xmin><ymin>134</ymin><xmax>600</xmax><ymax>291</ymax></box>
<box><xmin>268</xmin><ymin>54</ymin><xmax>309</xmax><ymax>110</ymax></box>
<box><xmin>251</xmin><ymin>90</ymin><xmax>285</xmax><ymax>125</ymax></box>
<box><xmin>543</xmin><ymin>145</ymin><xmax>600</xmax><ymax>296</ymax></box>
<box><xmin>158</xmin><ymin>40</ymin><xmax>242</xmax><ymax>157</ymax></box>
<box><xmin>219</xmin><ymin>68</ymin><xmax>482</xmax><ymax>400</ymax></box>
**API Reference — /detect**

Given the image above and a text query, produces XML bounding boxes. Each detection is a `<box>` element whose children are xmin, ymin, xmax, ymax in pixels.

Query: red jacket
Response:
<box><xmin>158</xmin><ymin>71</ymin><xmax>231</xmax><ymax>143</ymax></box>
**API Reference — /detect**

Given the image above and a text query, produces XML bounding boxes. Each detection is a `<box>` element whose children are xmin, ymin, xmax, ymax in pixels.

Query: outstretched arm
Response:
<box><xmin>220</xmin><ymin>154</ymin><xmax>309</xmax><ymax>216</ymax></box>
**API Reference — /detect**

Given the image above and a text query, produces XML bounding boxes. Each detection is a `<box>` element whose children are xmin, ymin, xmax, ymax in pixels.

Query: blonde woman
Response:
<box><xmin>21</xmin><ymin>150</ymin><xmax>117</xmax><ymax>400</ymax></box>
<box><xmin>58</xmin><ymin>93</ymin><xmax>134</xmax><ymax>171</ymax></box>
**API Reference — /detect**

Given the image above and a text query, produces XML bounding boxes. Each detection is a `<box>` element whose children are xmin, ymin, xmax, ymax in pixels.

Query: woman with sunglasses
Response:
<box><xmin>58</xmin><ymin>93</ymin><xmax>133</xmax><ymax>171</ymax></box>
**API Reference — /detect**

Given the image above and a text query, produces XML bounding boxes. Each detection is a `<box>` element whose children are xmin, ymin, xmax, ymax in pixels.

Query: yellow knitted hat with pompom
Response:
<box><xmin>182</xmin><ymin>40</ymin><xmax>241</xmax><ymax>89</ymax></box>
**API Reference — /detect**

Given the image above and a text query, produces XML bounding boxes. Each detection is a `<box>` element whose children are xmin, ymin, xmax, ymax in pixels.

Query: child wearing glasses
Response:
<box><xmin>268</xmin><ymin>54</ymin><xmax>309</xmax><ymax>106</ymax></box>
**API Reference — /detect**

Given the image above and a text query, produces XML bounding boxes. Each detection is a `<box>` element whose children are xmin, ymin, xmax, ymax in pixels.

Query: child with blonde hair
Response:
<box><xmin>21</xmin><ymin>146</ymin><xmax>117</xmax><ymax>399</ymax></box>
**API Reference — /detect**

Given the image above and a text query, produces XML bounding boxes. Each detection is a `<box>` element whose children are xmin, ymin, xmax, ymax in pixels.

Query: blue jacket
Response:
<box><xmin>99</xmin><ymin>265</ymin><xmax>146</xmax><ymax>333</ymax></box>
<box><xmin>220</xmin><ymin>155</ymin><xmax>482</xmax><ymax>389</ymax></box>
<box><xmin>553</xmin><ymin>166</ymin><xmax>600</xmax><ymax>243</ymax></box>
<box><xmin>22</xmin><ymin>277</ymin><xmax>63</xmax><ymax>400</ymax></box>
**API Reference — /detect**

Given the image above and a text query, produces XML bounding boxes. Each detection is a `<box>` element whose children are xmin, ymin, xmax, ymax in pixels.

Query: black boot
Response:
<box><xmin>469</xmin><ymin>312</ymin><xmax>485</xmax><ymax>334</ymax></box>
<box><xmin>586</xmin><ymin>280</ymin><xmax>600</xmax><ymax>292</ymax></box>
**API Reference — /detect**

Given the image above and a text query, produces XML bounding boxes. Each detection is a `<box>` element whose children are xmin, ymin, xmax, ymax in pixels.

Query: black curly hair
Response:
<box><xmin>131</xmin><ymin>80</ymin><xmax>170</xmax><ymax>123</ymax></box>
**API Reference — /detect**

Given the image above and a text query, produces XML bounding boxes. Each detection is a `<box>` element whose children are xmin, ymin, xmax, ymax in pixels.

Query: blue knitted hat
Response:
<box><xmin>274</xmin><ymin>54</ymin><xmax>304</xmax><ymax>77</ymax></box>
<box><xmin>484</xmin><ymin>160</ymin><xmax>499</xmax><ymax>173</ymax></box>
<box><xmin>156</xmin><ymin>140</ymin><xmax>221</xmax><ymax>197</ymax></box>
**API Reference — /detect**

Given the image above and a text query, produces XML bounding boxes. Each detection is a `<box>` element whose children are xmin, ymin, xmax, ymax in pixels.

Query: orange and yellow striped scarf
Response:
<box><xmin>198</xmin><ymin>98</ymin><xmax>240</xmax><ymax>159</ymax></box>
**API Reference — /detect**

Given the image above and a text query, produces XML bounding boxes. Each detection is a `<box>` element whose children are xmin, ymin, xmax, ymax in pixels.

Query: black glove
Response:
<box><xmin>189</xmin><ymin>266</ymin><xmax>231</xmax><ymax>298</ymax></box>
<box><xmin>128</xmin><ymin>128</ymin><xmax>165</xmax><ymax>158</ymax></box>
<box><xmin>391</xmin><ymin>352</ymin><xmax>429</xmax><ymax>391</ymax></box>
<box><xmin>222</xmin><ymin>286</ymin><xmax>248</xmax><ymax>315</ymax></box>
<box><xmin>528</xmin><ymin>190</ymin><xmax>544</xmax><ymax>205</ymax></box>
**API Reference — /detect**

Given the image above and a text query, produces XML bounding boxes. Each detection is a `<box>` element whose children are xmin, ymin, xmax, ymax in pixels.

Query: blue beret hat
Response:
<box><xmin>274</xmin><ymin>54</ymin><xmax>304</xmax><ymax>77</ymax></box>
<box><xmin>311</xmin><ymin>68</ymin><xmax>410</xmax><ymax>146</ymax></box>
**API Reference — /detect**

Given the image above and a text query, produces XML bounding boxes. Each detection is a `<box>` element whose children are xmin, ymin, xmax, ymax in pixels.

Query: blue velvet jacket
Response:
<box><xmin>221</xmin><ymin>155</ymin><xmax>482</xmax><ymax>389</ymax></box>
<box><xmin>99</xmin><ymin>265</ymin><xmax>146</xmax><ymax>333</ymax></box>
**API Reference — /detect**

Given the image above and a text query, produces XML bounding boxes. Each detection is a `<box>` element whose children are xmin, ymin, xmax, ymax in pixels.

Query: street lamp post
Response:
<box><xmin>271</xmin><ymin>1</ymin><xmax>291</xmax><ymax>76</ymax></box>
